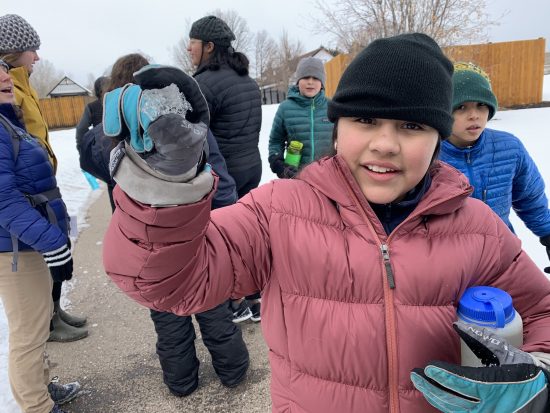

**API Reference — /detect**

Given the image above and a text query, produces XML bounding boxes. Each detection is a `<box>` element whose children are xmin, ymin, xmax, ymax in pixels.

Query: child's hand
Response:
<box><xmin>410</xmin><ymin>322</ymin><xmax>550</xmax><ymax>412</ymax></box>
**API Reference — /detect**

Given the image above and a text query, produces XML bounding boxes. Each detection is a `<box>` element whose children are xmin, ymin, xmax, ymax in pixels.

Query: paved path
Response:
<box><xmin>49</xmin><ymin>189</ymin><xmax>271</xmax><ymax>412</ymax></box>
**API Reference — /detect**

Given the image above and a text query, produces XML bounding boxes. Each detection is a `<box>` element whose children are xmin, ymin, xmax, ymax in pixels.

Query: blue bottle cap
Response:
<box><xmin>457</xmin><ymin>286</ymin><xmax>515</xmax><ymax>328</ymax></box>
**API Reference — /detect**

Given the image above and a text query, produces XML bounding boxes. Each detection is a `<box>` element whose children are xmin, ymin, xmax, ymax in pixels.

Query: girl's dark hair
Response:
<box><xmin>93</xmin><ymin>76</ymin><xmax>109</xmax><ymax>99</ymax></box>
<box><xmin>329</xmin><ymin>120</ymin><xmax>338</xmax><ymax>156</ymax></box>
<box><xmin>106</xmin><ymin>53</ymin><xmax>149</xmax><ymax>92</ymax></box>
<box><xmin>203</xmin><ymin>44</ymin><xmax>249</xmax><ymax>76</ymax></box>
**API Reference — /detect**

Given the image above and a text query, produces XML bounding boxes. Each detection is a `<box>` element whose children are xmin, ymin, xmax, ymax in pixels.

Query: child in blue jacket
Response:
<box><xmin>439</xmin><ymin>62</ymin><xmax>550</xmax><ymax>273</ymax></box>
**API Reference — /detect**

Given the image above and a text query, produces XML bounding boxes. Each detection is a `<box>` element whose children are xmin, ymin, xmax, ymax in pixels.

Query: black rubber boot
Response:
<box><xmin>54</xmin><ymin>300</ymin><xmax>87</xmax><ymax>328</ymax></box>
<box><xmin>48</xmin><ymin>311</ymin><xmax>88</xmax><ymax>342</ymax></box>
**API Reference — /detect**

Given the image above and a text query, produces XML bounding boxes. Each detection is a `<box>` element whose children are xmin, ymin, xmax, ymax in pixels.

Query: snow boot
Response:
<box><xmin>50</xmin><ymin>405</ymin><xmax>67</xmax><ymax>413</ymax></box>
<box><xmin>48</xmin><ymin>311</ymin><xmax>88</xmax><ymax>342</ymax></box>
<box><xmin>54</xmin><ymin>300</ymin><xmax>87</xmax><ymax>328</ymax></box>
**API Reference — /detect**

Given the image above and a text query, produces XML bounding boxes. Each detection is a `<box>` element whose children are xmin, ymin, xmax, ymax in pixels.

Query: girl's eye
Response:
<box><xmin>478</xmin><ymin>103</ymin><xmax>487</xmax><ymax>108</ymax></box>
<box><xmin>402</xmin><ymin>122</ymin><xmax>423</xmax><ymax>130</ymax></box>
<box><xmin>355</xmin><ymin>118</ymin><xmax>375</xmax><ymax>125</ymax></box>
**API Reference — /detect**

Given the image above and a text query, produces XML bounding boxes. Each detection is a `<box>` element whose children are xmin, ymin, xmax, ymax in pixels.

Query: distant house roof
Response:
<box><xmin>298</xmin><ymin>47</ymin><xmax>338</xmax><ymax>64</ymax></box>
<box><xmin>47</xmin><ymin>76</ymin><xmax>91</xmax><ymax>97</ymax></box>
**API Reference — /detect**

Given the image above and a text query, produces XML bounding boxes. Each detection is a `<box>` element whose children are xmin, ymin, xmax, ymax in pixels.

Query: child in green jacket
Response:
<box><xmin>268</xmin><ymin>57</ymin><xmax>333</xmax><ymax>178</ymax></box>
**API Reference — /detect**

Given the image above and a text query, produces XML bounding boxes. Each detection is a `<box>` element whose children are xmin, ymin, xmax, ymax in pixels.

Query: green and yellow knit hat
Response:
<box><xmin>452</xmin><ymin>62</ymin><xmax>498</xmax><ymax>119</ymax></box>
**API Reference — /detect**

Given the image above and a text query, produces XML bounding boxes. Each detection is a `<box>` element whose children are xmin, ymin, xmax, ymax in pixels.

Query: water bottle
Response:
<box><xmin>284</xmin><ymin>140</ymin><xmax>304</xmax><ymax>168</ymax></box>
<box><xmin>457</xmin><ymin>286</ymin><xmax>523</xmax><ymax>367</ymax></box>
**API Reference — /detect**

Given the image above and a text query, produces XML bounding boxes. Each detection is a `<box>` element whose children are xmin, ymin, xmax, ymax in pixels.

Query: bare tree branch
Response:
<box><xmin>310</xmin><ymin>0</ymin><xmax>497</xmax><ymax>52</ymax></box>
<box><xmin>29</xmin><ymin>59</ymin><xmax>64</xmax><ymax>98</ymax></box>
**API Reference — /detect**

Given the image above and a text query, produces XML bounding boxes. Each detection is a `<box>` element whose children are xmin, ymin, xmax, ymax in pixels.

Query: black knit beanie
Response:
<box><xmin>189</xmin><ymin>16</ymin><xmax>236</xmax><ymax>47</ymax></box>
<box><xmin>328</xmin><ymin>33</ymin><xmax>454</xmax><ymax>138</ymax></box>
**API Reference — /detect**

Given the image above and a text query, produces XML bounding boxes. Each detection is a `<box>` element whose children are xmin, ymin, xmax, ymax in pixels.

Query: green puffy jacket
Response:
<box><xmin>268</xmin><ymin>86</ymin><xmax>333</xmax><ymax>168</ymax></box>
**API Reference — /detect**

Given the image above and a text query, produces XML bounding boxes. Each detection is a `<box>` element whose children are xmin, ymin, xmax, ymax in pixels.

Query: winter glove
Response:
<box><xmin>43</xmin><ymin>243</ymin><xmax>73</xmax><ymax>282</ymax></box>
<box><xmin>411</xmin><ymin>321</ymin><xmax>550</xmax><ymax>413</ymax></box>
<box><xmin>268</xmin><ymin>154</ymin><xmax>298</xmax><ymax>179</ymax></box>
<box><xmin>540</xmin><ymin>235</ymin><xmax>550</xmax><ymax>274</ymax></box>
<box><xmin>104</xmin><ymin>64</ymin><xmax>214</xmax><ymax>206</ymax></box>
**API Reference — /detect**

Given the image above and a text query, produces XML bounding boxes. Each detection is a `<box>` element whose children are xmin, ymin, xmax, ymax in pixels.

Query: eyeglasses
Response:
<box><xmin>0</xmin><ymin>59</ymin><xmax>9</xmax><ymax>73</ymax></box>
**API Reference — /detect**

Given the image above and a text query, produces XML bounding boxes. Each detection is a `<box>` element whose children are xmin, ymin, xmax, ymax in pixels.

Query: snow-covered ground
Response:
<box><xmin>2</xmin><ymin>78</ymin><xmax>550</xmax><ymax>411</ymax></box>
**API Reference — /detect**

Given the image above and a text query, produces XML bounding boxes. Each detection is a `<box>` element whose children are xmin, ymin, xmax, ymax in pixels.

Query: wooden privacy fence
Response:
<box><xmin>444</xmin><ymin>38</ymin><xmax>545</xmax><ymax>107</ymax></box>
<box><xmin>324</xmin><ymin>38</ymin><xmax>546</xmax><ymax>107</ymax></box>
<box><xmin>39</xmin><ymin>95</ymin><xmax>95</xmax><ymax>130</ymax></box>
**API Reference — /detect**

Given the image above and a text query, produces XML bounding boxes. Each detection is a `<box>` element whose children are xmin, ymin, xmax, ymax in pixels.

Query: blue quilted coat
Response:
<box><xmin>440</xmin><ymin>128</ymin><xmax>550</xmax><ymax>237</ymax></box>
<box><xmin>0</xmin><ymin>103</ymin><xmax>68</xmax><ymax>253</ymax></box>
<box><xmin>268</xmin><ymin>86</ymin><xmax>334</xmax><ymax>168</ymax></box>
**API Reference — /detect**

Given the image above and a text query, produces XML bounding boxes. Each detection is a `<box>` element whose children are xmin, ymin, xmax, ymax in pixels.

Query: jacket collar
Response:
<box><xmin>287</xmin><ymin>85</ymin><xmax>326</xmax><ymax>107</ymax></box>
<box><xmin>441</xmin><ymin>129</ymin><xmax>487</xmax><ymax>157</ymax></box>
<box><xmin>0</xmin><ymin>103</ymin><xmax>24</xmax><ymax>129</ymax></box>
<box><xmin>299</xmin><ymin>156</ymin><xmax>473</xmax><ymax>231</ymax></box>
<box><xmin>8</xmin><ymin>66</ymin><xmax>31</xmax><ymax>89</ymax></box>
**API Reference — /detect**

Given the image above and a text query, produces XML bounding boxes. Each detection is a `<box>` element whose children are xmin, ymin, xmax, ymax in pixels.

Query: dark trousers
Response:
<box><xmin>149</xmin><ymin>300</ymin><xmax>249</xmax><ymax>396</ymax></box>
<box><xmin>229</xmin><ymin>163</ymin><xmax>262</xmax><ymax>199</ymax></box>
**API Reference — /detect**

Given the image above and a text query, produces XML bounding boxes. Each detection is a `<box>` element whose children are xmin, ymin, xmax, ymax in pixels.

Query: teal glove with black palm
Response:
<box><xmin>411</xmin><ymin>321</ymin><xmax>550</xmax><ymax>413</ymax></box>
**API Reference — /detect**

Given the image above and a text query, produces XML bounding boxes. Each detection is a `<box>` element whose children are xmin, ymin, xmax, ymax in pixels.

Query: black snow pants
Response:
<box><xmin>149</xmin><ymin>300</ymin><xmax>249</xmax><ymax>396</ymax></box>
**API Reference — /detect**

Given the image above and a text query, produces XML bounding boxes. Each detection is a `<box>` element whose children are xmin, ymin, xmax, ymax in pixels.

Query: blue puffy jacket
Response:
<box><xmin>440</xmin><ymin>128</ymin><xmax>550</xmax><ymax>237</ymax></box>
<box><xmin>0</xmin><ymin>104</ymin><xmax>68</xmax><ymax>253</ymax></box>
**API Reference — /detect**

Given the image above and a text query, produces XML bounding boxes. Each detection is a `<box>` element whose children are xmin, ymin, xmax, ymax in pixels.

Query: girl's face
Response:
<box><xmin>298</xmin><ymin>77</ymin><xmax>322</xmax><ymax>98</ymax></box>
<box><xmin>187</xmin><ymin>39</ymin><xmax>212</xmax><ymax>67</ymax></box>
<box><xmin>336</xmin><ymin>117</ymin><xmax>438</xmax><ymax>204</ymax></box>
<box><xmin>0</xmin><ymin>64</ymin><xmax>14</xmax><ymax>104</ymax></box>
<box><xmin>14</xmin><ymin>50</ymin><xmax>40</xmax><ymax>74</ymax></box>
<box><xmin>450</xmin><ymin>101</ymin><xmax>489</xmax><ymax>148</ymax></box>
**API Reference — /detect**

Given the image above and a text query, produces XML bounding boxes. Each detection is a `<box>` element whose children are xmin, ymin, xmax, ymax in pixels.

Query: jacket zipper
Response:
<box><xmin>310</xmin><ymin>100</ymin><xmax>315</xmax><ymax>163</ymax></box>
<box><xmin>337</xmin><ymin>161</ymin><xmax>470</xmax><ymax>413</ymax></box>
<box><xmin>380</xmin><ymin>244</ymin><xmax>395</xmax><ymax>289</ymax></box>
<box><xmin>342</xmin><ymin>178</ymin><xmax>401</xmax><ymax>411</ymax></box>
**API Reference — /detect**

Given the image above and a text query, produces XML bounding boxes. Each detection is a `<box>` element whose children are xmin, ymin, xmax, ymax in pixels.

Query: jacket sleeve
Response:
<box><xmin>206</xmin><ymin>129</ymin><xmax>237</xmax><ymax>209</ymax></box>
<box><xmin>0</xmin><ymin>126</ymin><xmax>66</xmax><ymax>253</ymax></box>
<box><xmin>76</xmin><ymin>124</ymin><xmax>114</xmax><ymax>185</ymax></box>
<box><xmin>268</xmin><ymin>103</ymin><xmax>287</xmax><ymax>158</ymax></box>
<box><xmin>75</xmin><ymin>105</ymin><xmax>92</xmax><ymax>144</ymax></box>
<box><xmin>103</xmin><ymin>181</ymin><xmax>273</xmax><ymax>315</ymax></box>
<box><xmin>474</xmin><ymin>210</ymin><xmax>550</xmax><ymax>354</ymax></box>
<box><xmin>511</xmin><ymin>139</ymin><xmax>550</xmax><ymax>237</ymax></box>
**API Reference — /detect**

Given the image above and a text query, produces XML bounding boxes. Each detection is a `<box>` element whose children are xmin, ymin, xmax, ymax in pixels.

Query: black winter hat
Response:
<box><xmin>328</xmin><ymin>33</ymin><xmax>454</xmax><ymax>138</ymax></box>
<box><xmin>0</xmin><ymin>14</ymin><xmax>41</xmax><ymax>54</ymax></box>
<box><xmin>189</xmin><ymin>16</ymin><xmax>236</xmax><ymax>47</ymax></box>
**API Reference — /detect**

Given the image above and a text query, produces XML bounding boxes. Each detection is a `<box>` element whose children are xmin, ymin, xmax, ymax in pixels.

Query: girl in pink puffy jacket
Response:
<box><xmin>103</xmin><ymin>35</ymin><xmax>550</xmax><ymax>413</ymax></box>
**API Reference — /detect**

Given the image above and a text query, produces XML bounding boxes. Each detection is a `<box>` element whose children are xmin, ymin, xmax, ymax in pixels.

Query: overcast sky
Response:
<box><xmin>4</xmin><ymin>0</ymin><xmax>550</xmax><ymax>85</ymax></box>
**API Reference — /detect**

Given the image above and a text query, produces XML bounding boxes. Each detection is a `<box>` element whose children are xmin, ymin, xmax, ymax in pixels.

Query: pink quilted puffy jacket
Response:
<box><xmin>104</xmin><ymin>157</ymin><xmax>550</xmax><ymax>412</ymax></box>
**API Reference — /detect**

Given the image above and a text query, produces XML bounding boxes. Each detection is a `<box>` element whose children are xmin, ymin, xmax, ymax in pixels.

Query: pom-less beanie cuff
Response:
<box><xmin>452</xmin><ymin>62</ymin><xmax>498</xmax><ymax>120</ymax></box>
<box><xmin>0</xmin><ymin>14</ymin><xmax>41</xmax><ymax>54</ymax></box>
<box><xmin>327</xmin><ymin>33</ymin><xmax>454</xmax><ymax>138</ymax></box>
<box><xmin>189</xmin><ymin>15</ymin><xmax>236</xmax><ymax>47</ymax></box>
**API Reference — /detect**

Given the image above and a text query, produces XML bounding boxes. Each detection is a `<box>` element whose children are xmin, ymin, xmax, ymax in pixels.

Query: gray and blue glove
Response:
<box><xmin>103</xmin><ymin>65</ymin><xmax>214</xmax><ymax>206</ymax></box>
<box><xmin>411</xmin><ymin>321</ymin><xmax>549</xmax><ymax>413</ymax></box>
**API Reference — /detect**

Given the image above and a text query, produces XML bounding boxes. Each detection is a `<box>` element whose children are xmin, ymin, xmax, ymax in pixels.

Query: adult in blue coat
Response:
<box><xmin>0</xmin><ymin>59</ymin><xmax>79</xmax><ymax>413</ymax></box>
<box><xmin>268</xmin><ymin>57</ymin><xmax>334</xmax><ymax>178</ymax></box>
<box><xmin>439</xmin><ymin>62</ymin><xmax>550</xmax><ymax>272</ymax></box>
